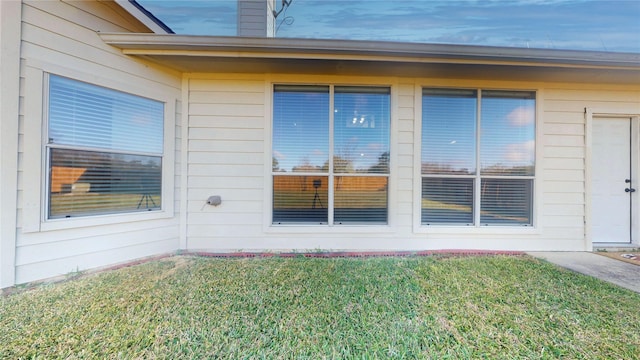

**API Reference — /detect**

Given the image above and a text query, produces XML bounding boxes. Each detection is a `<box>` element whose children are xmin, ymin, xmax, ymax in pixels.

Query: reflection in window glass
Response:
<box><xmin>481</xmin><ymin>91</ymin><xmax>535</xmax><ymax>176</ymax></box>
<box><xmin>334</xmin><ymin>87</ymin><xmax>390</xmax><ymax>174</ymax></box>
<box><xmin>422</xmin><ymin>177</ymin><xmax>473</xmax><ymax>224</ymax></box>
<box><xmin>421</xmin><ymin>88</ymin><xmax>535</xmax><ymax>226</ymax></box>
<box><xmin>273</xmin><ymin>85</ymin><xmax>329</xmax><ymax>172</ymax></box>
<box><xmin>49</xmin><ymin>149</ymin><xmax>161</xmax><ymax>218</ymax></box>
<box><xmin>422</xmin><ymin>89</ymin><xmax>477</xmax><ymax>175</ymax></box>
<box><xmin>272</xmin><ymin>85</ymin><xmax>390</xmax><ymax>225</ymax></box>
<box><xmin>334</xmin><ymin>176</ymin><xmax>388</xmax><ymax>224</ymax></box>
<box><xmin>47</xmin><ymin>75</ymin><xmax>164</xmax><ymax>219</ymax></box>
<box><xmin>480</xmin><ymin>179</ymin><xmax>533</xmax><ymax>225</ymax></box>
<box><xmin>273</xmin><ymin>175</ymin><xmax>328</xmax><ymax>223</ymax></box>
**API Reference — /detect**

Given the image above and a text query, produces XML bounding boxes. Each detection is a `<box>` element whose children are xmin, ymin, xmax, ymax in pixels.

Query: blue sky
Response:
<box><xmin>138</xmin><ymin>0</ymin><xmax>640</xmax><ymax>53</ymax></box>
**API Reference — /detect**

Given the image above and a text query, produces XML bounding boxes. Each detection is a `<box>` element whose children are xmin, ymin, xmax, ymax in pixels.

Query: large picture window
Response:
<box><xmin>46</xmin><ymin>75</ymin><xmax>164</xmax><ymax>219</ymax></box>
<box><xmin>421</xmin><ymin>88</ymin><xmax>535</xmax><ymax>226</ymax></box>
<box><xmin>272</xmin><ymin>85</ymin><xmax>390</xmax><ymax>225</ymax></box>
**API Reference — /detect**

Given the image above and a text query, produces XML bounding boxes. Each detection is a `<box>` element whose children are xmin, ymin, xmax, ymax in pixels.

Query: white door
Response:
<box><xmin>592</xmin><ymin>118</ymin><xmax>633</xmax><ymax>243</ymax></box>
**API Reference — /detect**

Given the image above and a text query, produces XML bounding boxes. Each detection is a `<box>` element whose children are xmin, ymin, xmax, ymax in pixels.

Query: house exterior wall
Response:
<box><xmin>184</xmin><ymin>73</ymin><xmax>640</xmax><ymax>253</ymax></box>
<box><xmin>0</xmin><ymin>0</ymin><xmax>22</xmax><ymax>289</ymax></box>
<box><xmin>12</xmin><ymin>0</ymin><xmax>182</xmax><ymax>286</ymax></box>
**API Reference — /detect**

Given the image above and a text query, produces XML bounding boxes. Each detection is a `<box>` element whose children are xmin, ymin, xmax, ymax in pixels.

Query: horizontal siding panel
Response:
<box><xmin>543</xmin><ymin>169</ymin><xmax>584</xmax><ymax>182</ymax></box>
<box><xmin>543</xmin><ymin>204</ymin><xmax>584</xmax><ymax>216</ymax></box>
<box><xmin>189</xmin><ymin>103</ymin><xmax>264</xmax><ymax>117</ymax></box>
<box><xmin>188</xmin><ymin>176</ymin><xmax>264</xmax><ymax>189</ymax></box>
<box><xmin>543</xmin><ymin>192</ymin><xmax>584</xmax><ymax>205</ymax></box>
<box><xmin>543</xmin><ymin>134</ymin><xmax>583</xmax><ymax>147</ymax></box>
<box><xmin>189</xmin><ymin>91</ymin><xmax>264</xmax><ymax>104</ymax></box>
<box><xmin>188</xmin><ymin>212</ymin><xmax>262</xmax><ymax>226</ymax></box>
<box><xmin>188</xmin><ymin>188</ymin><xmax>263</xmax><ymax>201</ymax></box>
<box><xmin>543</xmin><ymin>123</ymin><xmax>584</xmax><ymax>136</ymax></box>
<box><xmin>15</xmin><ymin>238</ymin><xmax>177</xmax><ymax>285</ymax></box>
<box><xmin>189</xmin><ymin>152</ymin><xmax>264</xmax><ymax>165</ymax></box>
<box><xmin>189</xmin><ymin>140</ymin><xmax>264</xmax><ymax>153</ymax></box>
<box><xmin>188</xmin><ymin>200</ymin><xmax>262</xmax><ymax>213</ymax></box>
<box><xmin>189</xmin><ymin>164</ymin><xmax>263</xmax><ymax>177</ymax></box>
<box><xmin>189</xmin><ymin>128</ymin><xmax>263</xmax><ymax>141</ymax></box>
<box><xmin>25</xmin><ymin>1</ymin><xmax>137</xmax><ymax>33</ymax></box>
<box><xmin>541</xmin><ymin>215</ymin><xmax>584</xmax><ymax>228</ymax></box>
<box><xmin>397</xmin><ymin>119</ymin><xmax>414</xmax><ymax>132</ymax></box>
<box><xmin>187</xmin><ymin>226</ymin><xmax>263</xmax><ymax>238</ymax></box>
<box><xmin>543</xmin><ymin>158</ymin><xmax>584</xmax><ymax>170</ymax></box>
<box><xmin>189</xmin><ymin>115</ymin><xmax>264</xmax><ymax>129</ymax></box>
<box><xmin>544</xmin><ymin>88</ymin><xmax>640</xmax><ymax>102</ymax></box>
<box><xmin>544</xmin><ymin>146</ymin><xmax>584</xmax><ymax>158</ymax></box>
<box><xmin>15</xmin><ymin>226</ymin><xmax>177</xmax><ymax>265</ymax></box>
<box><xmin>543</xmin><ymin>181</ymin><xmax>585</xmax><ymax>193</ymax></box>
<box><xmin>543</xmin><ymin>112</ymin><xmax>584</xmax><ymax>124</ymax></box>
<box><xmin>189</xmin><ymin>79</ymin><xmax>264</xmax><ymax>92</ymax></box>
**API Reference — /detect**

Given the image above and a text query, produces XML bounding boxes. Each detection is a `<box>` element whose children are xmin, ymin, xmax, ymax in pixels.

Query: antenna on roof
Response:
<box><xmin>272</xmin><ymin>0</ymin><xmax>292</xmax><ymax>19</ymax></box>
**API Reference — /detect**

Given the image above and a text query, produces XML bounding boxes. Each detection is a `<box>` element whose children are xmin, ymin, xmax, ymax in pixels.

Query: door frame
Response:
<box><xmin>585</xmin><ymin>108</ymin><xmax>640</xmax><ymax>250</ymax></box>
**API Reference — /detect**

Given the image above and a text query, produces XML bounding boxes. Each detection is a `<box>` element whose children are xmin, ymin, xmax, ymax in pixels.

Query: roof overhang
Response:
<box><xmin>101</xmin><ymin>33</ymin><xmax>640</xmax><ymax>84</ymax></box>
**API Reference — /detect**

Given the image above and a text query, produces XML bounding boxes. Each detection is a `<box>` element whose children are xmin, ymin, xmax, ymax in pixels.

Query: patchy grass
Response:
<box><xmin>1</xmin><ymin>255</ymin><xmax>639</xmax><ymax>358</ymax></box>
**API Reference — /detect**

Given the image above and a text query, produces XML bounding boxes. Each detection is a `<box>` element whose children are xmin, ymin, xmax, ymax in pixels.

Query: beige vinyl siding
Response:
<box><xmin>184</xmin><ymin>73</ymin><xmax>638</xmax><ymax>252</ymax></box>
<box><xmin>14</xmin><ymin>0</ymin><xmax>181</xmax><ymax>285</ymax></box>
<box><xmin>186</xmin><ymin>76</ymin><xmax>266</xmax><ymax>249</ymax></box>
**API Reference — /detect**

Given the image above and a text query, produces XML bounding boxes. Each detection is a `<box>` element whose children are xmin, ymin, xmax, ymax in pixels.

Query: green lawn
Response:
<box><xmin>1</xmin><ymin>255</ymin><xmax>639</xmax><ymax>359</ymax></box>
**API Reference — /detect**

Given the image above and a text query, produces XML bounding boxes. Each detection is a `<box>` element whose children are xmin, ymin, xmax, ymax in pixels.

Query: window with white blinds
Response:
<box><xmin>46</xmin><ymin>74</ymin><xmax>164</xmax><ymax>219</ymax></box>
<box><xmin>421</xmin><ymin>88</ymin><xmax>535</xmax><ymax>226</ymax></box>
<box><xmin>272</xmin><ymin>85</ymin><xmax>390</xmax><ymax>225</ymax></box>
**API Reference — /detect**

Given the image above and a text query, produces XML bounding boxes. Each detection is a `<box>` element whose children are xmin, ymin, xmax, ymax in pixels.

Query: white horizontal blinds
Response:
<box><xmin>333</xmin><ymin>87</ymin><xmax>391</xmax><ymax>174</ymax></box>
<box><xmin>421</xmin><ymin>178</ymin><xmax>474</xmax><ymax>225</ymax></box>
<box><xmin>49</xmin><ymin>149</ymin><xmax>161</xmax><ymax>218</ymax></box>
<box><xmin>480</xmin><ymin>90</ymin><xmax>535</xmax><ymax>225</ymax></box>
<box><xmin>480</xmin><ymin>90</ymin><xmax>535</xmax><ymax>176</ymax></box>
<box><xmin>47</xmin><ymin>74</ymin><xmax>164</xmax><ymax>219</ymax></box>
<box><xmin>422</xmin><ymin>89</ymin><xmax>477</xmax><ymax>175</ymax></box>
<box><xmin>272</xmin><ymin>86</ymin><xmax>330</xmax><ymax>224</ymax></box>
<box><xmin>272</xmin><ymin>85</ymin><xmax>329</xmax><ymax>172</ymax></box>
<box><xmin>48</xmin><ymin>75</ymin><xmax>164</xmax><ymax>154</ymax></box>
<box><xmin>421</xmin><ymin>89</ymin><xmax>476</xmax><ymax>225</ymax></box>
<box><xmin>334</xmin><ymin>177</ymin><xmax>388</xmax><ymax>224</ymax></box>
<box><xmin>272</xmin><ymin>85</ymin><xmax>389</xmax><ymax>225</ymax></box>
<box><xmin>333</xmin><ymin>87</ymin><xmax>390</xmax><ymax>224</ymax></box>
<box><xmin>480</xmin><ymin>179</ymin><xmax>533</xmax><ymax>225</ymax></box>
<box><xmin>421</xmin><ymin>88</ymin><xmax>536</xmax><ymax>226</ymax></box>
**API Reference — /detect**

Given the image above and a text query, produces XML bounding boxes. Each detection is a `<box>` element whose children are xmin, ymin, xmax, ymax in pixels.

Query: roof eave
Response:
<box><xmin>100</xmin><ymin>33</ymin><xmax>640</xmax><ymax>69</ymax></box>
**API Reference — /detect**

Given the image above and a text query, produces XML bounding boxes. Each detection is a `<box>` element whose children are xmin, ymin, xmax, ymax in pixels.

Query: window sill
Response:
<box><xmin>36</xmin><ymin>209</ymin><xmax>174</xmax><ymax>233</ymax></box>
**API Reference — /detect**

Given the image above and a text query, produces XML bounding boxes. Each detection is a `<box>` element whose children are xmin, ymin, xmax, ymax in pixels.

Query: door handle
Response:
<box><xmin>625</xmin><ymin>188</ymin><xmax>636</xmax><ymax>193</ymax></box>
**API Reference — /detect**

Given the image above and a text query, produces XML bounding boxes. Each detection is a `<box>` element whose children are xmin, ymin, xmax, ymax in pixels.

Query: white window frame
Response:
<box><xmin>414</xmin><ymin>85</ymin><xmax>541</xmax><ymax>234</ymax></box>
<box><xmin>264</xmin><ymin>78</ymin><xmax>397</xmax><ymax>233</ymax></box>
<box><xmin>22</xmin><ymin>63</ymin><xmax>175</xmax><ymax>233</ymax></box>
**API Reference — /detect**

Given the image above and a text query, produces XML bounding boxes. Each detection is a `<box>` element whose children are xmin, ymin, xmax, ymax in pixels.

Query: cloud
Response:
<box><xmin>507</xmin><ymin>106</ymin><xmax>535</xmax><ymax>126</ymax></box>
<box><xmin>505</xmin><ymin>140</ymin><xmax>535</xmax><ymax>163</ymax></box>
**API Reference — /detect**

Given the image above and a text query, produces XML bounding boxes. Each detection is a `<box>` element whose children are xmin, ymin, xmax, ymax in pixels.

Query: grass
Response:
<box><xmin>1</xmin><ymin>255</ymin><xmax>639</xmax><ymax>359</ymax></box>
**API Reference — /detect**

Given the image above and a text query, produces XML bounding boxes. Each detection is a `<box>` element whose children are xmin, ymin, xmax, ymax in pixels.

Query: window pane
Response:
<box><xmin>49</xmin><ymin>148</ymin><xmax>161</xmax><ymax>218</ymax></box>
<box><xmin>334</xmin><ymin>176</ymin><xmax>387</xmax><ymax>224</ymax></box>
<box><xmin>481</xmin><ymin>91</ymin><xmax>535</xmax><ymax>176</ymax></box>
<box><xmin>480</xmin><ymin>179</ymin><xmax>532</xmax><ymax>225</ymax></box>
<box><xmin>273</xmin><ymin>85</ymin><xmax>329</xmax><ymax>173</ymax></box>
<box><xmin>422</xmin><ymin>177</ymin><xmax>474</xmax><ymax>224</ymax></box>
<box><xmin>48</xmin><ymin>75</ymin><xmax>164</xmax><ymax>154</ymax></box>
<box><xmin>273</xmin><ymin>175</ymin><xmax>328</xmax><ymax>223</ymax></box>
<box><xmin>422</xmin><ymin>89</ymin><xmax>477</xmax><ymax>175</ymax></box>
<box><xmin>334</xmin><ymin>87</ymin><xmax>390</xmax><ymax>174</ymax></box>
